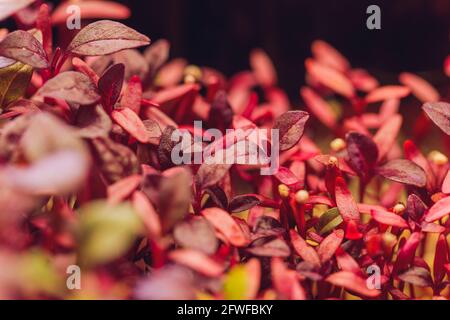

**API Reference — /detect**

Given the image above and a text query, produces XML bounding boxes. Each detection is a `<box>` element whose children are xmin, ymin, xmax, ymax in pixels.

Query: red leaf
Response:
<box><xmin>36</xmin><ymin>4</ymin><xmax>52</xmax><ymax>58</ymax></box>
<box><xmin>442</xmin><ymin>170</ymin><xmax>450</xmax><ymax>194</ymax></box>
<box><xmin>107</xmin><ymin>174</ymin><xmax>141</xmax><ymax>205</ymax></box>
<box><xmin>132</xmin><ymin>190</ymin><xmax>161</xmax><ymax>238</ymax></box>
<box><xmin>168</xmin><ymin>249</ymin><xmax>224</xmax><ymax>277</ymax></box>
<box><xmin>348</xmin><ymin>68</ymin><xmax>379</xmax><ymax>92</ymax></box>
<box><xmin>377</xmin><ymin>159</ymin><xmax>427</xmax><ymax>188</ymax></box>
<box><xmin>434</xmin><ymin>234</ymin><xmax>449</xmax><ymax>284</ymax></box>
<box><xmin>311</xmin><ymin>40</ymin><xmax>350</xmax><ymax>73</ymax></box>
<box><xmin>300</xmin><ymin>86</ymin><xmax>337</xmax><ymax>129</ymax></box>
<box><xmin>399</xmin><ymin>72</ymin><xmax>439</xmax><ymax>103</ymax></box>
<box><xmin>371</xmin><ymin>209</ymin><xmax>408</xmax><ymax>228</ymax></box>
<box><xmin>201</xmin><ymin>208</ymin><xmax>249</xmax><ymax>247</ymax></box>
<box><xmin>52</xmin><ymin>1</ymin><xmax>130</xmax><ymax>24</ymax></box>
<box><xmin>365</xmin><ymin>85</ymin><xmax>410</xmax><ymax>103</ymax></box>
<box><xmin>326</xmin><ymin>271</ymin><xmax>380</xmax><ymax>297</ymax></box>
<box><xmin>290</xmin><ymin>230</ymin><xmax>321</xmax><ymax>269</ymax></box>
<box><xmin>72</xmin><ymin>57</ymin><xmax>100</xmax><ymax>85</ymax></box>
<box><xmin>271</xmin><ymin>258</ymin><xmax>306</xmax><ymax>300</ymax></box>
<box><xmin>394</xmin><ymin>232</ymin><xmax>423</xmax><ymax>273</ymax></box>
<box><xmin>250</xmin><ymin>49</ymin><xmax>277</xmax><ymax>87</ymax></box>
<box><xmin>424</xmin><ymin>196</ymin><xmax>450</xmax><ymax>222</ymax></box>
<box><xmin>111</xmin><ymin>108</ymin><xmax>150</xmax><ymax>143</ymax></box>
<box><xmin>373</xmin><ymin>114</ymin><xmax>402</xmax><ymax>160</ymax></box>
<box><xmin>274</xmin><ymin>166</ymin><xmax>299</xmax><ymax>186</ymax></box>
<box><xmin>335</xmin><ymin>177</ymin><xmax>361</xmax><ymax>224</ymax></box>
<box><xmin>121</xmin><ymin>75</ymin><xmax>143</xmax><ymax>114</ymax></box>
<box><xmin>305</xmin><ymin>58</ymin><xmax>355</xmax><ymax>98</ymax></box>
<box><xmin>335</xmin><ymin>249</ymin><xmax>362</xmax><ymax>276</ymax></box>
<box><xmin>422</xmin><ymin>102</ymin><xmax>450</xmax><ymax>135</ymax></box>
<box><xmin>317</xmin><ymin>229</ymin><xmax>344</xmax><ymax>263</ymax></box>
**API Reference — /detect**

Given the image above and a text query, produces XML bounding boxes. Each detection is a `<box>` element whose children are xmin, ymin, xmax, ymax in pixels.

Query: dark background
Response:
<box><xmin>12</xmin><ymin>0</ymin><xmax>450</xmax><ymax>100</ymax></box>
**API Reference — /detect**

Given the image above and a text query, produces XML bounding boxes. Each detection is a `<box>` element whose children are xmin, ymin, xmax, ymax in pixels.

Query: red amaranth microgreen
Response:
<box><xmin>0</xmin><ymin>0</ymin><xmax>449</xmax><ymax>301</ymax></box>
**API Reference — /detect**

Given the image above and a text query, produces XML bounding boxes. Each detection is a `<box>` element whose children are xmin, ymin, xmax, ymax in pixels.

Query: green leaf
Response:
<box><xmin>77</xmin><ymin>200</ymin><xmax>144</xmax><ymax>267</ymax></box>
<box><xmin>0</xmin><ymin>61</ymin><xmax>32</xmax><ymax>109</ymax></box>
<box><xmin>316</xmin><ymin>207</ymin><xmax>344</xmax><ymax>235</ymax></box>
<box><xmin>223</xmin><ymin>265</ymin><xmax>248</xmax><ymax>300</ymax></box>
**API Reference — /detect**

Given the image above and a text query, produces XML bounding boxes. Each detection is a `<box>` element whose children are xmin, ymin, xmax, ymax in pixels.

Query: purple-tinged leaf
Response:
<box><xmin>394</xmin><ymin>232</ymin><xmax>423</xmax><ymax>273</ymax></box>
<box><xmin>273</xmin><ymin>111</ymin><xmax>309</xmax><ymax>151</ymax></box>
<box><xmin>195</xmin><ymin>163</ymin><xmax>232</xmax><ymax>190</ymax></box>
<box><xmin>422</xmin><ymin>102</ymin><xmax>450</xmax><ymax>135</ymax></box>
<box><xmin>37</xmin><ymin>71</ymin><xmax>100</xmax><ymax>105</ymax></box>
<box><xmin>98</xmin><ymin>63</ymin><xmax>125</xmax><ymax>110</ymax></box>
<box><xmin>246</xmin><ymin>237</ymin><xmax>290</xmax><ymax>257</ymax></box>
<box><xmin>228</xmin><ymin>194</ymin><xmax>261</xmax><ymax>213</ymax></box>
<box><xmin>377</xmin><ymin>159</ymin><xmax>427</xmax><ymax>188</ymax></box>
<box><xmin>405</xmin><ymin>194</ymin><xmax>428</xmax><ymax>222</ymax></box>
<box><xmin>173</xmin><ymin>218</ymin><xmax>219</xmax><ymax>255</ymax></box>
<box><xmin>434</xmin><ymin>234</ymin><xmax>449</xmax><ymax>284</ymax></box>
<box><xmin>345</xmin><ymin>131</ymin><xmax>378</xmax><ymax>181</ymax></box>
<box><xmin>0</xmin><ymin>30</ymin><xmax>48</xmax><ymax>69</ymax></box>
<box><xmin>398</xmin><ymin>267</ymin><xmax>433</xmax><ymax>287</ymax></box>
<box><xmin>67</xmin><ymin>20</ymin><xmax>150</xmax><ymax>56</ymax></box>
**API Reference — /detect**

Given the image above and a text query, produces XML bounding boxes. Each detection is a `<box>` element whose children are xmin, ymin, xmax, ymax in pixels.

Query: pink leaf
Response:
<box><xmin>107</xmin><ymin>174</ymin><xmax>141</xmax><ymax>205</ymax></box>
<box><xmin>335</xmin><ymin>177</ymin><xmax>360</xmax><ymax>223</ymax></box>
<box><xmin>399</xmin><ymin>72</ymin><xmax>439</xmax><ymax>103</ymax></box>
<box><xmin>271</xmin><ymin>258</ymin><xmax>306</xmax><ymax>300</ymax></box>
<box><xmin>111</xmin><ymin>108</ymin><xmax>150</xmax><ymax>143</ymax></box>
<box><xmin>371</xmin><ymin>209</ymin><xmax>408</xmax><ymax>228</ymax></box>
<box><xmin>168</xmin><ymin>249</ymin><xmax>224</xmax><ymax>277</ymax></box>
<box><xmin>365</xmin><ymin>85</ymin><xmax>410</xmax><ymax>103</ymax></box>
<box><xmin>0</xmin><ymin>0</ymin><xmax>35</xmax><ymax>21</ymax></box>
<box><xmin>311</xmin><ymin>40</ymin><xmax>350</xmax><ymax>72</ymax></box>
<box><xmin>305</xmin><ymin>58</ymin><xmax>355</xmax><ymax>98</ymax></box>
<box><xmin>121</xmin><ymin>75</ymin><xmax>143</xmax><ymax>114</ymax></box>
<box><xmin>250</xmin><ymin>49</ymin><xmax>277</xmax><ymax>87</ymax></box>
<box><xmin>52</xmin><ymin>1</ymin><xmax>130</xmax><ymax>24</ymax></box>
<box><xmin>442</xmin><ymin>170</ymin><xmax>450</xmax><ymax>194</ymax></box>
<box><xmin>424</xmin><ymin>196</ymin><xmax>450</xmax><ymax>222</ymax></box>
<box><xmin>290</xmin><ymin>230</ymin><xmax>321</xmax><ymax>269</ymax></box>
<box><xmin>300</xmin><ymin>86</ymin><xmax>337</xmax><ymax>129</ymax></box>
<box><xmin>326</xmin><ymin>271</ymin><xmax>380</xmax><ymax>297</ymax></box>
<box><xmin>373</xmin><ymin>114</ymin><xmax>402</xmax><ymax>160</ymax></box>
<box><xmin>132</xmin><ymin>191</ymin><xmax>161</xmax><ymax>238</ymax></box>
<box><xmin>317</xmin><ymin>229</ymin><xmax>344</xmax><ymax>263</ymax></box>
<box><xmin>201</xmin><ymin>208</ymin><xmax>249</xmax><ymax>247</ymax></box>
